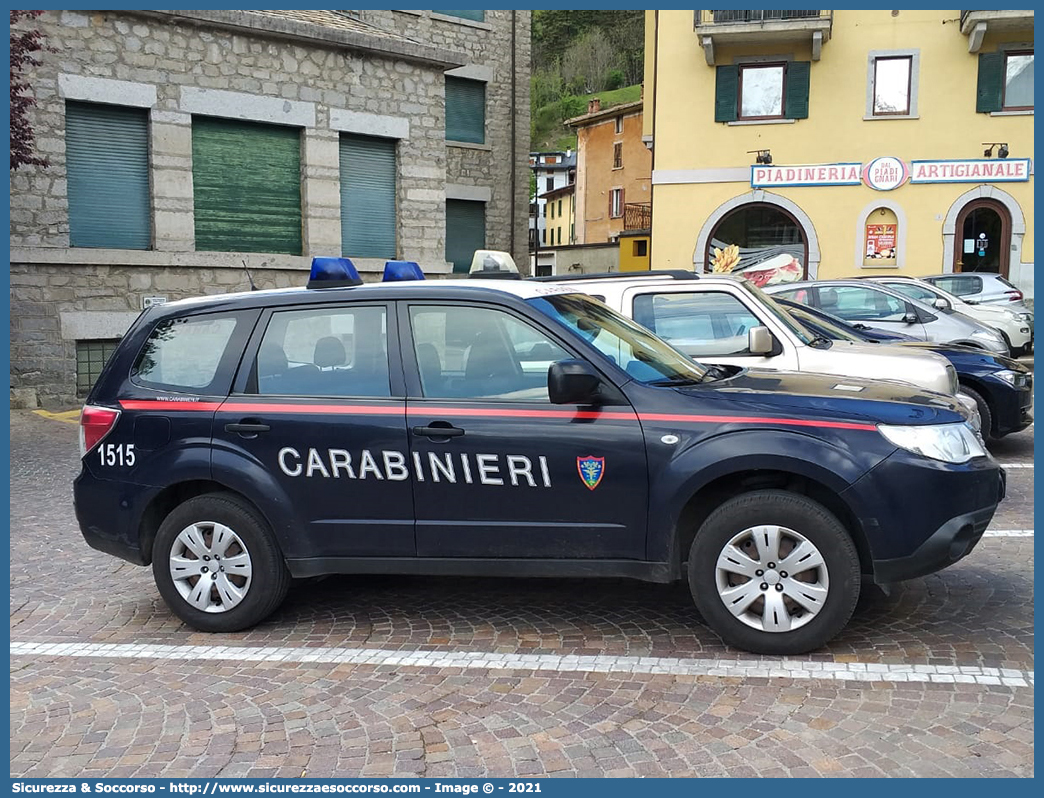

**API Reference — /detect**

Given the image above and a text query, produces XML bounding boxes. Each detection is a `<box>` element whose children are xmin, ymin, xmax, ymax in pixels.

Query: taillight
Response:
<box><xmin>1006</xmin><ymin>290</ymin><xmax>1023</xmax><ymax>301</ymax></box>
<box><xmin>79</xmin><ymin>405</ymin><xmax>121</xmax><ymax>458</ymax></box>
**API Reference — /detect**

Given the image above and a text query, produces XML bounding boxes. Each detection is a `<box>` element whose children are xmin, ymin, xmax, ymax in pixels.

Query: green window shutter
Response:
<box><xmin>446</xmin><ymin>199</ymin><xmax>486</xmax><ymax>274</ymax></box>
<box><xmin>66</xmin><ymin>102</ymin><xmax>150</xmax><ymax>249</ymax></box>
<box><xmin>976</xmin><ymin>51</ymin><xmax>1005</xmax><ymax>113</ymax></box>
<box><xmin>192</xmin><ymin>117</ymin><xmax>302</xmax><ymax>255</ymax></box>
<box><xmin>340</xmin><ymin>134</ymin><xmax>397</xmax><ymax>259</ymax></box>
<box><xmin>446</xmin><ymin>77</ymin><xmax>486</xmax><ymax>144</ymax></box>
<box><xmin>785</xmin><ymin>61</ymin><xmax>811</xmax><ymax>119</ymax></box>
<box><xmin>714</xmin><ymin>65</ymin><xmax>739</xmax><ymax>122</ymax></box>
<box><xmin>435</xmin><ymin>10</ymin><xmax>485</xmax><ymax>22</ymax></box>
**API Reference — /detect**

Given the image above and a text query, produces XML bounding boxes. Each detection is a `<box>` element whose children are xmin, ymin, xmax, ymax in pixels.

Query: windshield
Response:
<box><xmin>527</xmin><ymin>293</ymin><xmax>710</xmax><ymax>384</ymax></box>
<box><xmin>737</xmin><ymin>280</ymin><xmax>817</xmax><ymax>344</ymax></box>
<box><xmin>785</xmin><ymin>305</ymin><xmax>863</xmax><ymax>342</ymax></box>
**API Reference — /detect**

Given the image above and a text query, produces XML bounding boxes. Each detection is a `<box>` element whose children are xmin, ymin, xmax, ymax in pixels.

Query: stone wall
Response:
<box><xmin>9</xmin><ymin>9</ymin><xmax>531</xmax><ymax>406</ymax></box>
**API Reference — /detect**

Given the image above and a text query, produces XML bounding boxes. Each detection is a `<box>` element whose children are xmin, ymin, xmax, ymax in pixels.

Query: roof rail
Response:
<box><xmin>528</xmin><ymin>270</ymin><xmax>699</xmax><ymax>283</ymax></box>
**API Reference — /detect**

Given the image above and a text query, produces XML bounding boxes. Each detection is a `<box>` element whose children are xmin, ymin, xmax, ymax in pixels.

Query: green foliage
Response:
<box><xmin>603</xmin><ymin>69</ymin><xmax>626</xmax><ymax>92</ymax></box>
<box><xmin>530</xmin><ymin>10</ymin><xmax>645</xmax><ymax>151</ymax></box>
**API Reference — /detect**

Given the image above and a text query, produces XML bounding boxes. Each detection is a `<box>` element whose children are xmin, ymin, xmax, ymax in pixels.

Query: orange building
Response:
<box><xmin>566</xmin><ymin>98</ymin><xmax>653</xmax><ymax>245</ymax></box>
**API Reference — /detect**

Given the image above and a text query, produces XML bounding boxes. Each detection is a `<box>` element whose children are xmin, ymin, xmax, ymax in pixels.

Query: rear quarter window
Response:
<box><xmin>131</xmin><ymin>310</ymin><xmax>255</xmax><ymax>394</ymax></box>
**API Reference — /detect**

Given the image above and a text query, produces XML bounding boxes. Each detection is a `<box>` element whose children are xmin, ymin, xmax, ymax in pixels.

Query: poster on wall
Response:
<box><xmin>864</xmin><ymin>223</ymin><xmax>897</xmax><ymax>260</ymax></box>
<box><xmin>709</xmin><ymin>240</ymin><xmax>804</xmax><ymax>287</ymax></box>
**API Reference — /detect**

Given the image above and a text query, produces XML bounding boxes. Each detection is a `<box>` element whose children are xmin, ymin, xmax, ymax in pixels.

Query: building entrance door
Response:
<box><xmin>954</xmin><ymin>199</ymin><xmax>1010</xmax><ymax>278</ymax></box>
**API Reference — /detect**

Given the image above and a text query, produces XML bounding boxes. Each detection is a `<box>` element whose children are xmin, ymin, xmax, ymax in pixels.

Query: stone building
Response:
<box><xmin>9</xmin><ymin>9</ymin><xmax>531</xmax><ymax>406</ymax></box>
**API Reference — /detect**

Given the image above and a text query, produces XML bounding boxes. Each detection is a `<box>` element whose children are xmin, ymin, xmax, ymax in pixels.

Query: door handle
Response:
<box><xmin>225</xmin><ymin>421</ymin><xmax>271</xmax><ymax>437</ymax></box>
<box><xmin>412</xmin><ymin>424</ymin><xmax>465</xmax><ymax>439</ymax></box>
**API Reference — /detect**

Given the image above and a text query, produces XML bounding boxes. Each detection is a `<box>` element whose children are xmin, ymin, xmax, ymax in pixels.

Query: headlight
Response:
<box><xmin>995</xmin><ymin>369</ymin><xmax>1029</xmax><ymax>388</ymax></box>
<box><xmin>878</xmin><ymin>422</ymin><xmax>987</xmax><ymax>464</ymax></box>
<box><xmin>1016</xmin><ymin>312</ymin><xmax>1032</xmax><ymax>322</ymax></box>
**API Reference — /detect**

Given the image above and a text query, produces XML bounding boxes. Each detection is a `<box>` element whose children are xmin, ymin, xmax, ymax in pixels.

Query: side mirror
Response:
<box><xmin>933</xmin><ymin>297</ymin><xmax>949</xmax><ymax>311</ymax></box>
<box><xmin>902</xmin><ymin>312</ymin><xmax>919</xmax><ymax>325</ymax></box>
<box><xmin>748</xmin><ymin>326</ymin><xmax>774</xmax><ymax>355</ymax></box>
<box><xmin>548</xmin><ymin>359</ymin><xmax>601</xmax><ymax>405</ymax></box>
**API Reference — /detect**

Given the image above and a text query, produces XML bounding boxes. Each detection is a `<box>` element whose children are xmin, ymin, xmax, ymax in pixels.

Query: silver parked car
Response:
<box><xmin>921</xmin><ymin>272</ymin><xmax>1032</xmax><ymax>316</ymax></box>
<box><xmin>765</xmin><ymin>279</ymin><xmax>1010</xmax><ymax>355</ymax></box>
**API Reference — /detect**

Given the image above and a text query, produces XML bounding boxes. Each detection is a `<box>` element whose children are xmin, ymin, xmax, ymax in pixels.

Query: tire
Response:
<box><xmin>999</xmin><ymin>331</ymin><xmax>1014</xmax><ymax>357</ymax></box>
<box><xmin>152</xmin><ymin>492</ymin><xmax>290</xmax><ymax>632</ymax></box>
<box><xmin>687</xmin><ymin>490</ymin><xmax>860</xmax><ymax>655</ymax></box>
<box><xmin>960</xmin><ymin>385</ymin><xmax>993</xmax><ymax>443</ymax></box>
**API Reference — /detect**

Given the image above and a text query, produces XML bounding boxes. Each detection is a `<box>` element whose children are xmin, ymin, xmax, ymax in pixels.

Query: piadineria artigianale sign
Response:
<box><xmin>750</xmin><ymin>157</ymin><xmax>1032</xmax><ymax>190</ymax></box>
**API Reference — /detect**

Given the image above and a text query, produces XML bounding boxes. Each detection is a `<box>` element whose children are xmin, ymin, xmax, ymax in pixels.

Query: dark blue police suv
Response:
<box><xmin>74</xmin><ymin>260</ymin><xmax>1004</xmax><ymax>655</ymax></box>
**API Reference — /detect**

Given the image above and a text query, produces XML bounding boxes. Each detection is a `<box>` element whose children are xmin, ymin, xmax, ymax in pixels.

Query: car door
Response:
<box><xmin>627</xmin><ymin>287</ymin><xmax>800</xmax><ymax>370</ymax></box>
<box><xmin>400</xmin><ymin>300</ymin><xmax>649</xmax><ymax>560</ymax></box>
<box><xmin>815</xmin><ymin>284</ymin><xmax>928</xmax><ymax>340</ymax></box>
<box><xmin>213</xmin><ymin>301</ymin><xmax>416</xmax><ymax>560</ymax></box>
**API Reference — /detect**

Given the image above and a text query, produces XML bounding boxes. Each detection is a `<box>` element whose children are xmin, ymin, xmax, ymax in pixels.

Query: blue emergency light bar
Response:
<box><xmin>382</xmin><ymin>260</ymin><xmax>425</xmax><ymax>282</ymax></box>
<box><xmin>307</xmin><ymin>257</ymin><xmax>363</xmax><ymax>289</ymax></box>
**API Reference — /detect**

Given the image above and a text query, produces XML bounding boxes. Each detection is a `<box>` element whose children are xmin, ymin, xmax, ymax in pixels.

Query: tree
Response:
<box><xmin>11</xmin><ymin>10</ymin><xmax>49</xmax><ymax>170</ymax></box>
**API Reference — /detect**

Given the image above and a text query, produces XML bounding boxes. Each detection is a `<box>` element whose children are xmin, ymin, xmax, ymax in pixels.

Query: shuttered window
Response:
<box><xmin>446</xmin><ymin>200</ymin><xmax>486</xmax><ymax>274</ymax></box>
<box><xmin>446</xmin><ymin>77</ymin><xmax>486</xmax><ymax>144</ymax></box>
<box><xmin>435</xmin><ymin>10</ymin><xmax>485</xmax><ymax>22</ymax></box>
<box><xmin>340</xmin><ymin>134</ymin><xmax>397</xmax><ymax>259</ymax></box>
<box><xmin>715</xmin><ymin>62</ymin><xmax>810</xmax><ymax>122</ymax></box>
<box><xmin>978</xmin><ymin>49</ymin><xmax>1035</xmax><ymax>112</ymax></box>
<box><xmin>66</xmin><ymin>102</ymin><xmax>150</xmax><ymax>249</ymax></box>
<box><xmin>192</xmin><ymin>117</ymin><xmax>302</xmax><ymax>255</ymax></box>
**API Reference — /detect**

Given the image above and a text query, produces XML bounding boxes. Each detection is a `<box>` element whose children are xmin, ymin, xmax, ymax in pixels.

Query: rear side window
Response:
<box><xmin>253</xmin><ymin>305</ymin><xmax>391</xmax><ymax>398</ymax></box>
<box><xmin>132</xmin><ymin>312</ymin><xmax>247</xmax><ymax>393</ymax></box>
<box><xmin>933</xmin><ymin>275</ymin><xmax>981</xmax><ymax>296</ymax></box>
<box><xmin>633</xmin><ymin>292</ymin><xmax>761</xmax><ymax>356</ymax></box>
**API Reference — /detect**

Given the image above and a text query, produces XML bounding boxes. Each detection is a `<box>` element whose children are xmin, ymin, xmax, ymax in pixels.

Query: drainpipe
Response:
<box><xmin>649</xmin><ymin>10</ymin><xmax>658</xmax><ymax>271</ymax></box>
<box><xmin>510</xmin><ymin>10</ymin><xmax>518</xmax><ymax>266</ymax></box>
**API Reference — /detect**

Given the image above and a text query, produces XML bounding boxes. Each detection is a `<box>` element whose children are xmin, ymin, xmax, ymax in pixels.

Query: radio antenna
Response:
<box><xmin>242</xmin><ymin>259</ymin><xmax>258</xmax><ymax>291</ymax></box>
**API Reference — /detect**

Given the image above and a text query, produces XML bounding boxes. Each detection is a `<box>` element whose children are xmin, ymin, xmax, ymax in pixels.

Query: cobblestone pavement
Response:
<box><xmin>9</xmin><ymin>411</ymin><xmax>1034</xmax><ymax>778</ymax></box>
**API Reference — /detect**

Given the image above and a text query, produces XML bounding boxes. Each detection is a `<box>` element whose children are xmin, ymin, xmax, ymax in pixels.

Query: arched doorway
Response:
<box><xmin>704</xmin><ymin>202</ymin><xmax>809</xmax><ymax>287</ymax></box>
<box><xmin>953</xmin><ymin>198</ymin><xmax>1011</xmax><ymax>278</ymax></box>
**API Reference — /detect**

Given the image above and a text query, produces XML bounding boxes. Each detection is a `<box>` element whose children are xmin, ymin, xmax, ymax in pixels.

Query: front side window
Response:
<box><xmin>883</xmin><ymin>281</ymin><xmax>939</xmax><ymax>305</ymax></box>
<box><xmin>133</xmin><ymin>313</ymin><xmax>241</xmax><ymax>392</ymax></box>
<box><xmin>821</xmin><ymin>286</ymin><xmax>907</xmax><ymax>322</ymax></box>
<box><xmin>872</xmin><ymin>56</ymin><xmax>912</xmax><ymax>115</ymax></box>
<box><xmin>739</xmin><ymin>63</ymin><xmax>785</xmax><ymax>119</ymax></box>
<box><xmin>254</xmin><ymin>306</ymin><xmax>390</xmax><ymax>398</ymax></box>
<box><xmin>933</xmin><ymin>275</ymin><xmax>982</xmax><ymax>297</ymax></box>
<box><xmin>632</xmin><ymin>292</ymin><xmax>762</xmax><ymax>357</ymax></box>
<box><xmin>529</xmin><ymin>293</ymin><xmax>710</xmax><ymax>385</ymax></box>
<box><xmin>409</xmin><ymin>305</ymin><xmax>570</xmax><ymax>401</ymax></box>
<box><xmin>1004</xmin><ymin>50</ymin><xmax>1034</xmax><ymax>109</ymax></box>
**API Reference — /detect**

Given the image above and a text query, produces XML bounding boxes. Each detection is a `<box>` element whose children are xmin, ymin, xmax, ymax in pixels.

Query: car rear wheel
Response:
<box><xmin>152</xmin><ymin>492</ymin><xmax>290</xmax><ymax>632</ymax></box>
<box><xmin>688</xmin><ymin>490</ymin><xmax>860</xmax><ymax>655</ymax></box>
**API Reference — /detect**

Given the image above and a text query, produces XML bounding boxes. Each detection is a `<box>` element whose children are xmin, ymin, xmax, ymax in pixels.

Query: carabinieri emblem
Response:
<box><xmin>576</xmin><ymin>456</ymin><xmax>605</xmax><ymax>490</ymax></box>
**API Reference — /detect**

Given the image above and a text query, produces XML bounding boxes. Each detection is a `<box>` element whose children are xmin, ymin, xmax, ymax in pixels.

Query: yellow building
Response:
<box><xmin>644</xmin><ymin>10</ymin><xmax>1034</xmax><ymax>297</ymax></box>
<box><xmin>541</xmin><ymin>182</ymin><xmax>575</xmax><ymax>248</ymax></box>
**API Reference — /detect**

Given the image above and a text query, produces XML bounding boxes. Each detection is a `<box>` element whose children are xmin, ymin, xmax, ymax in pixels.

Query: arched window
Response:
<box><xmin>705</xmin><ymin>203</ymin><xmax>808</xmax><ymax>287</ymax></box>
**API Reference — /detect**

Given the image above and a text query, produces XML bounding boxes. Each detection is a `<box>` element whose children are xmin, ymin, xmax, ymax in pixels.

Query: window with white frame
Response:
<box><xmin>610</xmin><ymin>188</ymin><xmax>623</xmax><ymax>219</ymax></box>
<box><xmin>866</xmin><ymin>50</ymin><xmax>919</xmax><ymax>119</ymax></box>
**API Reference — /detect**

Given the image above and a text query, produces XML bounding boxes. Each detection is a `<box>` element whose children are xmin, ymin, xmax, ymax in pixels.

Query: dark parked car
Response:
<box><xmin>777</xmin><ymin>299</ymin><xmax>1033</xmax><ymax>442</ymax></box>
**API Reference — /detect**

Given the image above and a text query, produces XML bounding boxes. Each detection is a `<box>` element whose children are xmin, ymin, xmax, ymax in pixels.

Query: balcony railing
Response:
<box><xmin>694</xmin><ymin>10</ymin><xmax>833</xmax><ymax>63</ymax></box>
<box><xmin>623</xmin><ymin>203</ymin><xmax>651</xmax><ymax>232</ymax></box>
<box><xmin>700</xmin><ymin>10</ymin><xmax>825</xmax><ymax>24</ymax></box>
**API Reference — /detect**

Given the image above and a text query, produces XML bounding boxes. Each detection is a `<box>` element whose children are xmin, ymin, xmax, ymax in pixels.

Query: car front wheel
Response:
<box><xmin>152</xmin><ymin>492</ymin><xmax>290</xmax><ymax>632</ymax></box>
<box><xmin>688</xmin><ymin>490</ymin><xmax>860</xmax><ymax>655</ymax></box>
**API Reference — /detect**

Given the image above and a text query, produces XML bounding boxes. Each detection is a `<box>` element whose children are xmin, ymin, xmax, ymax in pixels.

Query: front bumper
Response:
<box><xmin>990</xmin><ymin>373</ymin><xmax>1034</xmax><ymax>438</ymax></box>
<box><xmin>841</xmin><ymin>451</ymin><xmax>1004</xmax><ymax>583</ymax></box>
<box><xmin>872</xmin><ymin>503</ymin><xmax>997</xmax><ymax>583</ymax></box>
